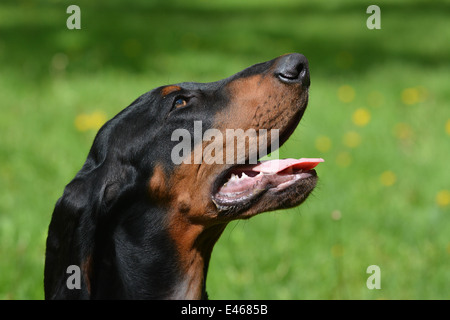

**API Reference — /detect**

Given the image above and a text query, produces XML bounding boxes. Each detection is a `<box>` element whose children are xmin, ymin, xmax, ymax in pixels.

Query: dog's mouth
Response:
<box><xmin>211</xmin><ymin>111</ymin><xmax>324</xmax><ymax>216</ymax></box>
<box><xmin>212</xmin><ymin>158</ymin><xmax>323</xmax><ymax>212</ymax></box>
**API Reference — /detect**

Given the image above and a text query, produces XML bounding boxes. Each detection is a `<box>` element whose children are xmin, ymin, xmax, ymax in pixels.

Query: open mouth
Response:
<box><xmin>211</xmin><ymin>110</ymin><xmax>324</xmax><ymax>214</ymax></box>
<box><xmin>212</xmin><ymin>158</ymin><xmax>323</xmax><ymax>212</ymax></box>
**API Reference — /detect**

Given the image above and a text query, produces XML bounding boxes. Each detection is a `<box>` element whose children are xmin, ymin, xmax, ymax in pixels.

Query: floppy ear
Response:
<box><xmin>44</xmin><ymin>165</ymin><xmax>137</xmax><ymax>299</ymax></box>
<box><xmin>44</xmin><ymin>175</ymin><xmax>100</xmax><ymax>299</ymax></box>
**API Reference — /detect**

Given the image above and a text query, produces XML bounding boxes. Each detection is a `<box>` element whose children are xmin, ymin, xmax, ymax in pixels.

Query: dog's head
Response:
<box><xmin>85</xmin><ymin>53</ymin><xmax>318</xmax><ymax>222</ymax></box>
<box><xmin>46</xmin><ymin>53</ymin><xmax>322</xmax><ymax>299</ymax></box>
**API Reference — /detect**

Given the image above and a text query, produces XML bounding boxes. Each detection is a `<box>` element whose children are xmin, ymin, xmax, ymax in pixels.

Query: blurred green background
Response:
<box><xmin>1</xmin><ymin>0</ymin><xmax>449</xmax><ymax>299</ymax></box>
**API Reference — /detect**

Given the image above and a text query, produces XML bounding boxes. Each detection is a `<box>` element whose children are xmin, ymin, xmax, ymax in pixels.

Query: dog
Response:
<box><xmin>44</xmin><ymin>53</ymin><xmax>322</xmax><ymax>299</ymax></box>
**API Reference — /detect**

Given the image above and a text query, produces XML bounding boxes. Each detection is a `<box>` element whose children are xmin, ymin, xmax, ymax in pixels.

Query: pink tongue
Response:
<box><xmin>251</xmin><ymin>158</ymin><xmax>324</xmax><ymax>174</ymax></box>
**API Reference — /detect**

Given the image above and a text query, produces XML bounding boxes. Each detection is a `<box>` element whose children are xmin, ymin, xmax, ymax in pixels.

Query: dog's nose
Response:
<box><xmin>275</xmin><ymin>53</ymin><xmax>310</xmax><ymax>87</ymax></box>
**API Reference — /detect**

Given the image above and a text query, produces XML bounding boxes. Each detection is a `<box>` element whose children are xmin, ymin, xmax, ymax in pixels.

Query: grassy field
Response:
<box><xmin>0</xmin><ymin>0</ymin><xmax>449</xmax><ymax>299</ymax></box>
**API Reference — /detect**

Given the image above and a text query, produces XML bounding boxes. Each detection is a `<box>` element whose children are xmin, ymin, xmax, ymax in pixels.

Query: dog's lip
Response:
<box><xmin>211</xmin><ymin>159</ymin><xmax>321</xmax><ymax>210</ymax></box>
<box><xmin>212</xmin><ymin>167</ymin><xmax>317</xmax><ymax>208</ymax></box>
<box><xmin>210</xmin><ymin>129</ymin><xmax>323</xmax><ymax>213</ymax></box>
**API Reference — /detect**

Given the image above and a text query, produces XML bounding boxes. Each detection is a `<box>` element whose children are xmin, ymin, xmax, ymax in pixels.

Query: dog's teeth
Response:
<box><xmin>230</xmin><ymin>174</ymin><xmax>237</xmax><ymax>181</ymax></box>
<box><xmin>241</xmin><ymin>172</ymin><xmax>248</xmax><ymax>179</ymax></box>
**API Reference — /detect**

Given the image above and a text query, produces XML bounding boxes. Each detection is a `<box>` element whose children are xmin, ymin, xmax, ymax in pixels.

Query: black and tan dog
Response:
<box><xmin>44</xmin><ymin>53</ymin><xmax>322</xmax><ymax>299</ymax></box>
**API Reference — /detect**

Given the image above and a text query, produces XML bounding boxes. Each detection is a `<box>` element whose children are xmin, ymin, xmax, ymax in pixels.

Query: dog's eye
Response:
<box><xmin>173</xmin><ymin>98</ymin><xmax>188</xmax><ymax>109</ymax></box>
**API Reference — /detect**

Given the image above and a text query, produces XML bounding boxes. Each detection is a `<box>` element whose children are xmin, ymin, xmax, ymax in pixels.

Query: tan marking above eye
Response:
<box><xmin>161</xmin><ymin>85</ymin><xmax>181</xmax><ymax>96</ymax></box>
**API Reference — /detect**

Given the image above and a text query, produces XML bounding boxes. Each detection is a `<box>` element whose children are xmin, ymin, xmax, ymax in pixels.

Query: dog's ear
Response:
<box><xmin>44</xmin><ymin>176</ymin><xmax>94</xmax><ymax>299</ymax></box>
<box><xmin>44</xmin><ymin>164</ymin><xmax>137</xmax><ymax>299</ymax></box>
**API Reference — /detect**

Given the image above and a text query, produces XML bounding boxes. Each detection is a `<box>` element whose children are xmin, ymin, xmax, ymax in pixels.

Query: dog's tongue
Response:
<box><xmin>251</xmin><ymin>158</ymin><xmax>324</xmax><ymax>173</ymax></box>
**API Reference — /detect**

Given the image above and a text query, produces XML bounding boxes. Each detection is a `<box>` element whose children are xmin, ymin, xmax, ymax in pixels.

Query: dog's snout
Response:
<box><xmin>275</xmin><ymin>53</ymin><xmax>310</xmax><ymax>86</ymax></box>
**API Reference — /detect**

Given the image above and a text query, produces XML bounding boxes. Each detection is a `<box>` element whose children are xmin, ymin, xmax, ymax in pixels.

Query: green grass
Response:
<box><xmin>0</xmin><ymin>0</ymin><xmax>449</xmax><ymax>299</ymax></box>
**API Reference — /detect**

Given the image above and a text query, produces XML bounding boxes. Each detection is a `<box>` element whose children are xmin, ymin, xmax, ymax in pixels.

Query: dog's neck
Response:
<box><xmin>167</xmin><ymin>221</ymin><xmax>227</xmax><ymax>300</ymax></box>
<box><xmin>89</xmin><ymin>206</ymin><xmax>227</xmax><ymax>299</ymax></box>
